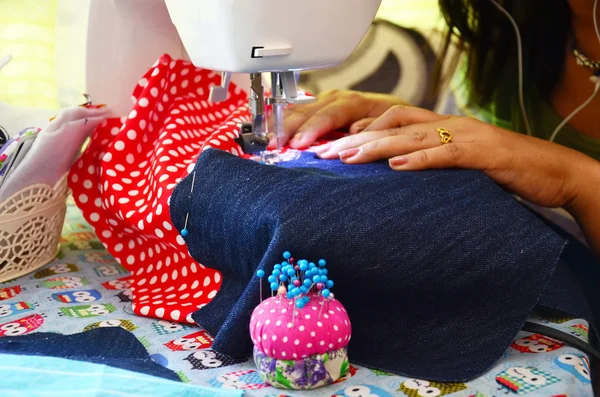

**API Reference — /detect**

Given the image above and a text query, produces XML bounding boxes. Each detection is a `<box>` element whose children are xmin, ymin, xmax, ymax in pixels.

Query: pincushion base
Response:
<box><xmin>253</xmin><ymin>345</ymin><xmax>349</xmax><ymax>390</ymax></box>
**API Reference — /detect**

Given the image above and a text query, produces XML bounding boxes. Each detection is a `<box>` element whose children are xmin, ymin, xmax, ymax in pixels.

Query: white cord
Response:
<box><xmin>488</xmin><ymin>0</ymin><xmax>532</xmax><ymax>136</ymax></box>
<box><xmin>549</xmin><ymin>80</ymin><xmax>600</xmax><ymax>142</ymax></box>
<box><xmin>594</xmin><ymin>0</ymin><xmax>600</xmax><ymax>44</ymax></box>
<box><xmin>490</xmin><ymin>0</ymin><xmax>600</xmax><ymax>142</ymax></box>
<box><xmin>549</xmin><ymin>0</ymin><xmax>600</xmax><ymax>142</ymax></box>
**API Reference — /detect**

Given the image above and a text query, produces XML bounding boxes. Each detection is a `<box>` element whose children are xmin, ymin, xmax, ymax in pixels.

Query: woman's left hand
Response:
<box><xmin>313</xmin><ymin>105</ymin><xmax>596</xmax><ymax>210</ymax></box>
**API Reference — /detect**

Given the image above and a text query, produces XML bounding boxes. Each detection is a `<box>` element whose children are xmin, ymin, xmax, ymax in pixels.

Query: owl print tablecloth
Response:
<box><xmin>0</xmin><ymin>200</ymin><xmax>595</xmax><ymax>397</ymax></box>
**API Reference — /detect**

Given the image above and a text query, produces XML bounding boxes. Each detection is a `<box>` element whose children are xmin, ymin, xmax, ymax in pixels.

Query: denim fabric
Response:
<box><xmin>0</xmin><ymin>327</ymin><xmax>181</xmax><ymax>381</ymax></box>
<box><xmin>0</xmin><ymin>353</ymin><xmax>242</xmax><ymax>397</ymax></box>
<box><xmin>170</xmin><ymin>149</ymin><xmax>569</xmax><ymax>381</ymax></box>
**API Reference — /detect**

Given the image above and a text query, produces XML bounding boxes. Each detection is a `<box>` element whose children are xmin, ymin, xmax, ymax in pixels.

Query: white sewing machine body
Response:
<box><xmin>164</xmin><ymin>0</ymin><xmax>382</xmax><ymax>73</ymax></box>
<box><xmin>164</xmin><ymin>0</ymin><xmax>382</xmax><ymax>157</ymax></box>
<box><xmin>81</xmin><ymin>0</ymin><xmax>381</xmax><ymax>118</ymax></box>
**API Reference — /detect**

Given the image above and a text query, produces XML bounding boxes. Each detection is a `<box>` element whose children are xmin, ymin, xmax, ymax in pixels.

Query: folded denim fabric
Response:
<box><xmin>0</xmin><ymin>327</ymin><xmax>180</xmax><ymax>381</ymax></box>
<box><xmin>170</xmin><ymin>149</ymin><xmax>577</xmax><ymax>381</ymax></box>
<box><xmin>0</xmin><ymin>353</ymin><xmax>242</xmax><ymax>397</ymax></box>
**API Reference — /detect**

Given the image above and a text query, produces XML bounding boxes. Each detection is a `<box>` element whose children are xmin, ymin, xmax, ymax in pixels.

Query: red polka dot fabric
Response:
<box><xmin>69</xmin><ymin>54</ymin><xmax>253</xmax><ymax>324</ymax></box>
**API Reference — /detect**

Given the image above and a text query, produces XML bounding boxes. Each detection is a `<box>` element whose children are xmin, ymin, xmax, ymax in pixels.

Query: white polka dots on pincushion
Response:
<box><xmin>68</xmin><ymin>54</ymin><xmax>251</xmax><ymax>324</ymax></box>
<box><xmin>249</xmin><ymin>295</ymin><xmax>351</xmax><ymax>360</ymax></box>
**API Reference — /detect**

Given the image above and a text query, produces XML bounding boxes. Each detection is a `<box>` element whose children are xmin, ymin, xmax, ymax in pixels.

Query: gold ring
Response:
<box><xmin>437</xmin><ymin>128</ymin><xmax>452</xmax><ymax>145</ymax></box>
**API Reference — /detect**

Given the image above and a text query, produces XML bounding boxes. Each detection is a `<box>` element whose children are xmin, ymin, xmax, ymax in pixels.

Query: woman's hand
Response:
<box><xmin>271</xmin><ymin>90</ymin><xmax>410</xmax><ymax>149</ymax></box>
<box><xmin>314</xmin><ymin>105</ymin><xmax>597</xmax><ymax>210</ymax></box>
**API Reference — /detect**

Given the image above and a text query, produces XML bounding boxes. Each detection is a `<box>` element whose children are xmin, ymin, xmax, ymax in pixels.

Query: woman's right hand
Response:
<box><xmin>270</xmin><ymin>90</ymin><xmax>410</xmax><ymax>149</ymax></box>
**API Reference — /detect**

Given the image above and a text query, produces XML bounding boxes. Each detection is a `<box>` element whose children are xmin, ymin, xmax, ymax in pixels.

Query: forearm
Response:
<box><xmin>567</xmin><ymin>163</ymin><xmax>600</xmax><ymax>259</ymax></box>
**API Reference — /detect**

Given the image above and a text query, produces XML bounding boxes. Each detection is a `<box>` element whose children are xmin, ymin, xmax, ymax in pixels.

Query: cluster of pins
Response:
<box><xmin>256</xmin><ymin>251</ymin><xmax>335</xmax><ymax>321</ymax></box>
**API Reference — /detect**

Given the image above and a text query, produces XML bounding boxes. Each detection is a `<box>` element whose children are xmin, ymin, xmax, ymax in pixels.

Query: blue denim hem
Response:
<box><xmin>0</xmin><ymin>328</ymin><xmax>181</xmax><ymax>382</ymax></box>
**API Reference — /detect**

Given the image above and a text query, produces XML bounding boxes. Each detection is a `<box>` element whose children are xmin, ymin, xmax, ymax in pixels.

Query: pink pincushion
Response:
<box><xmin>250</xmin><ymin>295</ymin><xmax>351</xmax><ymax>360</ymax></box>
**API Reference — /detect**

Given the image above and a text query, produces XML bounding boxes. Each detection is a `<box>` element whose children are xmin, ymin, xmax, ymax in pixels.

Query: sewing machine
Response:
<box><xmin>164</xmin><ymin>0</ymin><xmax>382</xmax><ymax>160</ymax></box>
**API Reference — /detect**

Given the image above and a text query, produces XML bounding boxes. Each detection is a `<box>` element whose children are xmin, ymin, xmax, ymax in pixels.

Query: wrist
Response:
<box><xmin>565</xmin><ymin>159</ymin><xmax>600</xmax><ymax>219</ymax></box>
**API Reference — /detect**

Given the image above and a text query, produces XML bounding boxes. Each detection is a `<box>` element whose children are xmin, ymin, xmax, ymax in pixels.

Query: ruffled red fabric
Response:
<box><xmin>69</xmin><ymin>54</ymin><xmax>254</xmax><ymax>324</ymax></box>
<box><xmin>69</xmin><ymin>54</ymin><xmax>340</xmax><ymax>325</ymax></box>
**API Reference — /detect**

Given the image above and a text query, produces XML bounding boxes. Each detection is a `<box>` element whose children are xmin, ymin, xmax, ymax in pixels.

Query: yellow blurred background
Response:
<box><xmin>0</xmin><ymin>0</ymin><xmax>440</xmax><ymax>110</ymax></box>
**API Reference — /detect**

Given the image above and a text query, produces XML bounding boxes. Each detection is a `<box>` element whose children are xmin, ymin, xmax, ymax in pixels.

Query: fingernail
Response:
<box><xmin>389</xmin><ymin>157</ymin><xmax>408</xmax><ymax>167</ymax></box>
<box><xmin>290</xmin><ymin>132</ymin><xmax>303</xmax><ymax>144</ymax></box>
<box><xmin>312</xmin><ymin>143</ymin><xmax>331</xmax><ymax>153</ymax></box>
<box><xmin>339</xmin><ymin>148</ymin><xmax>360</xmax><ymax>160</ymax></box>
<box><xmin>353</xmin><ymin>124</ymin><xmax>366</xmax><ymax>134</ymax></box>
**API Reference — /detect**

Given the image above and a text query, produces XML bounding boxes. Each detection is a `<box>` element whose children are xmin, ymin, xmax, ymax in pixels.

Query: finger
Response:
<box><xmin>388</xmin><ymin>143</ymin><xmax>481</xmax><ymax>171</ymax></box>
<box><xmin>337</xmin><ymin>128</ymin><xmax>442</xmax><ymax>164</ymax></box>
<box><xmin>269</xmin><ymin>101</ymin><xmax>331</xmax><ymax>149</ymax></box>
<box><xmin>364</xmin><ymin>105</ymin><xmax>448</xmax><ymax>132</ymax></box>
<box><xmin>290</xmin><ymin>96</ymin><xmax>371</xmax><ymax>149</ymax></box>
<box><xmin>317</xmin><ymin>129</ymin><xmax>399</xmax><ymax>159</ymax></box>
<box><xmin>320</xmin><ymin>120</ymin><xmax>447</xmax><ymax>160</ymax></box>
<box><xmin>349</xmin><ymin>118</ymin><xmax>377</xmax><ymax>135</ymax></box>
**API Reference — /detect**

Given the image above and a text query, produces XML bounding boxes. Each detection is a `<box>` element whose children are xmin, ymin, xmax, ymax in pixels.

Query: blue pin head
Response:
<box><xmin>303</xmin><ymin>279</ymin><xmax>312</xmax><ymax>287</ymax></box>
<box><xmin>326</xmin><ymin>280</ymin><xmax>334</xmax><ymax>289</ymax></box>
<box><xmin>279</xmin><ymin>274</ymin><xmax>288</xmax><ymax>282</ymax></box>
<box><xmin>312</xmin><ymin>275</ymin><xmax>320</xmax><ymax>283</ymax></box>
<box><xmin>286</xmin><ymin>268</ymin><xmax>295</xmax><ymax>277</ymax></box>
<box><xmin>291</xmin><ymin>287</ymin><xmax>301</xmax><ymax>296</ymax></box>
<box><xmin>287</xmin><ymin>291</ymin><xmax>294</xmax><ymax>299</ymax></box>
<box><xmin>267</xmin><ymin>275</ymin><xmax>276</xmax><ymax>283</ymax></box>
<box><xmin>318</xmin><ymin>259</ymin><xmax>327</xmax><ymax>267</ymax></box>
<box><xmin>283</xmin><ymin>251</ymin><xmax>291</xmax><ymax>259</ymax></box>
<box><xmin>270</xmin><ymin>282</ymin><xmax>279</xmax><ymax>291</ymax></box>
<box><xmin>180</xmin><ymin>229</ymin><xmax>189</xmax><ymax>237</ymax></box>
<box><xmin>319</xmin><ymin>275</ymin><xmax>328</xmax><ymax>283</ymax></box>
<box><xmin>274</xmin><ymin>264</ymin><xmax>281</xmax><ymax>270</ymax></box>
<box><xmin>256</xmin><ymin>270</ymin><xmax>265</xmax><ymax>278</ymax></box>
<box><xmin>300</xmin><ymin>286</ymin><xmax>308</xmax><ymax>293</ymax></box>
<box><xmin>298</xmin><ymin>259</ymin><xmax>309</xmax><ymax>267</ymax></box>
<box><xmin>273</xmin><ymin>269</ymin><xmax>281</xmax><ymax>277</ymax></box>
<box><xmin>299</xmin><ymin>262</ymin><xmax>308</xmax><ymax>271</ymax></box>
<box><xmin>322</xmin><ymin>289</ymin><xmax>331</xmax><ymax>298</ymax></box>
<box><xmin>309</xmin><ymin>262</ymin><xmax>317</xmax><ymax>269</ymax></box>
<box><xmin>296</xmin><ymin>300</ymin><xmax>305</xmax><ymax>309</ymax></box>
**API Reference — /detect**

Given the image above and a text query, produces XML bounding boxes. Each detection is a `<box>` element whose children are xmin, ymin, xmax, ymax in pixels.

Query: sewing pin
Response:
<box><xmin>318</xmin><ymin>297</ymin><xmax>325</xmax><ymax>320</ymax></box>
<box><xmin>180</xmin><ymin>171</ymin><xmax>196</xmax><ymax>237</ymax></box>
<box><xmin>256</xmin><ymin>270</ymin><xmax>265</xmax><ymax>302</ymax></box>
<box><xmin>277</xmin><ymin>285</ymin><xmax>286</xmax><ymax>312</ymax></box>
<box><xmin>292</xmin><ymin>298</ymin><xmax>297</xmax><ymax>326</ymax></box>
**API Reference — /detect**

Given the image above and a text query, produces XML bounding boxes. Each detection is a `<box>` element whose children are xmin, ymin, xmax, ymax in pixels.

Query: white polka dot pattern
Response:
<box><xmin>249</xmin><ymin>296</ymin><xmax>351</xmax><ymax>360</ymax></box>
<box><xmin>68</xmin><ymin>54</ymin><xmax>250</xmax><ymax>324</ymax></box>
